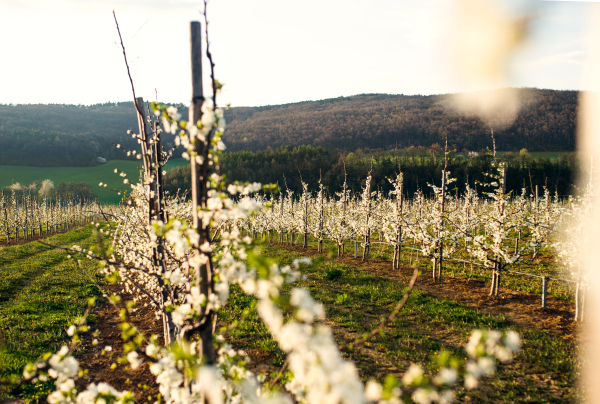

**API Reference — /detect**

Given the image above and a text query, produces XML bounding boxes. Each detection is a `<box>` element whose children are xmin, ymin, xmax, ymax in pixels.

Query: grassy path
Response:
<box><xmin>0</xmin><ymin>225</ymin><xmax>104</xmax><ymax>402</ymax></box>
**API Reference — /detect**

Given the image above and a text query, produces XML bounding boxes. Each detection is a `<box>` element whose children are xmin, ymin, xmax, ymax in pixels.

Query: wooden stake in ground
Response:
<box><xmin>362</xmin><ymin>174</ymin><xmax>373</xmax><ymax>262</ymax></box>
<box><xmin>435</xmin><ymin>138</ymin><xmax>449</xmax><ymax>281</ymax></box>
<box><xmin>182</xmin><ymin>20</ymin><xmax>216</xmax><ymax>364</ymax></box>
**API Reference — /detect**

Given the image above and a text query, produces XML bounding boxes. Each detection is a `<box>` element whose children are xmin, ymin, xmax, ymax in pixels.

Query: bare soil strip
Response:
<box><xmin>78</xmin><ymin>286</ymin><xmax>163</xmax><ymax>400</ymax></box>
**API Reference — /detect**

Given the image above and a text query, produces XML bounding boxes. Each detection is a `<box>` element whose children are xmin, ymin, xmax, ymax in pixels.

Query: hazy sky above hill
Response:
<box><xmin>0</xmin><ymin>0</ymin><xmax>595</xmax><ymax>107</ymax></box>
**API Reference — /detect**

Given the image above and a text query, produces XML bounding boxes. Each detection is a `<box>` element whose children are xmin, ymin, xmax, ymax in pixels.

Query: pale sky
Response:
<box><xmin>0</xmin><ymin>0</ymin><xmax>594</xmax><ymax>107</ymax></box>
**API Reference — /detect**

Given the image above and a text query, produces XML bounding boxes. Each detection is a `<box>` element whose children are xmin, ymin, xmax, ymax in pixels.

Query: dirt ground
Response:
<box><xmin>76</xmin><ymin>285</ymin><xmax>276</xmax><ymax>399</ymax></box>
<box><xmin>77</xmin><ymin>286</ymin><xmax>164</xmax><ymax>401</ymax></box>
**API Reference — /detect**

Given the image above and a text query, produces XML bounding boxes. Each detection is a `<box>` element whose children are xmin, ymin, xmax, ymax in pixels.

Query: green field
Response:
<box><xmin>0</xmin><ymin>159</ymin><xmax>189</xmax><ymax>204</ymax></box>
<box><xmin>0</xmin><ymin>225</ymin><xmax>105</xmax><ymax>401</ymax></box>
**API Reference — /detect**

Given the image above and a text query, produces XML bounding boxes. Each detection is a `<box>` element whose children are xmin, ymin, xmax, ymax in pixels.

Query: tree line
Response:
<box><xmin>0</xmin><ymin>180</ymin><xmax>96</xmax><ymax>201</ymax></box>
<box><xmin>164</xmin><ymin>145</ymin><xmax>578</xmax><ymax>198</ymax></box>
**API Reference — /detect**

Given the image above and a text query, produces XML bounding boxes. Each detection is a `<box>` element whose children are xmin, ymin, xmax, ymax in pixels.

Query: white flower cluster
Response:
<box><xmin>364</xmin><ymin>329</ymin><xmax>520</xmax><ymax>404</ymax></box>
<box><xmin>23</xmin><ymin>345</ymin><xmax>133</xmax><ymax>404</ymax></box>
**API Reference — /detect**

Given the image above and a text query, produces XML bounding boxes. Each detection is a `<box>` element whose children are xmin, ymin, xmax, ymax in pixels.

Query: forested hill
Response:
<box><xmin>0</xmin><ymin>102</ymin><xmax>143</xmax><ymax>166</ymax></box>
<box><xmin>0</xmin><ymin>88</ymin><xmax>577</xmax><ymax>167</ymax></box>
<box><xmin>222</xmin><ymin>89</ymin><xmax>578</xmax><ymax>153</ymax></box>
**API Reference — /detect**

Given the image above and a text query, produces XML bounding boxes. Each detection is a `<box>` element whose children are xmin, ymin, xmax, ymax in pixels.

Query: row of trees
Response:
<box><xmin>241</xmin><ymin>166</ymin><xmax>588</xmax><ymax>320</ymax></box>
<box><xmin>164</xmin><ymin>145</ymin><xmax>578</xmax><ymax>198</ymax></box>
<box><xmin>1</xmin><ymin>180</ymin><xmax>96</xmax><ymax>201</ymax></box>
<box><xmin>0</xmin><ymin>191</ymin><xmax>101</xmax><ymax>243</ymax></box>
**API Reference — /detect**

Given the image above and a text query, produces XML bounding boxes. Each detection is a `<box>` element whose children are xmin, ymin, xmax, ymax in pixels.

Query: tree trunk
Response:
<box><xmin>437</xmin><ymin>245</ymin><xmax>443</xmax><ymax>281</ymax></box>
<box><xmin>494</xmin><ymin>264</ymin><xmax>501</xmax><ymax>296</ymax></box>
<box><xmin>362</xmin><ymin>230</ymin><xmax>370</xmax><ymax>261</ymax></box>
<box><xmin>489</xmin><ymin>263</ymin><xmax>497</xmax><ymax>296</ymax></box>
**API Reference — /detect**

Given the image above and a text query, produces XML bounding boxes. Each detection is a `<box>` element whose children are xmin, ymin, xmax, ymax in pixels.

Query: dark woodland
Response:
<box><xmin>164</xmin><ymin>145</ymin><xmax>578</xmax><ymax>198</ymax></box>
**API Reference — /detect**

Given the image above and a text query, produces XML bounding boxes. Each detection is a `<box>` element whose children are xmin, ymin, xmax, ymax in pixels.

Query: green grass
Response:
<box><xmin>0</xmin><ymin>158</ymin><xmax>189</xmax><ymax>204</ymax></box>
<box><xmin>358</xmin><ymin>150</ymin><xmax>571</xmax><ymax>162</ymax></box>
<box><xmin>0</xmin><ymin>225</ymin><xmax>105</xmax><ymax>401</ymax></box>
<box><xmin>221</xmin><ymin>244</ymin><xmax>579</xmax><ymax>403</ymax></box>
<box><xmin>496</xmin><ymin>151</ymin><xmax>570</xmax><ymax>161</ymax></box>
<box><xmin>264</xmin><ymin>232</ymin><xmax>576</xmax><ymax>301</ymax></box>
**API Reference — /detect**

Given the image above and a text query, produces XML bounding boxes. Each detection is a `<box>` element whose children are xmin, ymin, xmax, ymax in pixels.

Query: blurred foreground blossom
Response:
<box><xmin>449</xmin><ymin>0</ymin><xmax>531</xmax><ymax>127</ymax></box>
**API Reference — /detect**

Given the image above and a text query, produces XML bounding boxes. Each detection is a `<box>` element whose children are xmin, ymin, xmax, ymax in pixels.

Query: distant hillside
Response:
<box><xmin>222</xmin><ymin>89</ymin><xmax>578</xmax><ymax>153</ymax></box>
<box><xmin>0</xmin><ymin>88</ymin><xmax>577</xmax><ymax>167</ymax></box>
<box><xmin>0</xmin><ymin>102</ymin><xmax>143</xmax><ymax>166</ymax></box>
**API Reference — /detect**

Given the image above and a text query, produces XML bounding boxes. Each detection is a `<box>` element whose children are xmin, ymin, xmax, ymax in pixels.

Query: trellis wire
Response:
<box><xmin>352</xmin><ymin>239</ymin><xmax>575</xmax><ymax>309</ymax></box>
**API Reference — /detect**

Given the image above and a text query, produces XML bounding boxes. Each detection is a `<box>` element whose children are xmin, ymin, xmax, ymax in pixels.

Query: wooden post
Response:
<box><xmin>489</xmin><ymin>260</ymin><xmax>497</xmax><ymax>296</ymax></box>
<box><xmin>438</xmin><ymin>245</ymin><xmax>443</xmax><ymax>281</ymax></box>
<box><xmin>303</xmin><ymin>201</ymin><xmax>308</xmax><ymax>249</ymax></box>
<box><xmin>362</xmin><ymin>176</ymin><xmax>372</xmax><ymax>262</ymax></box>
<box><xmin>354</xmin><ymin>240</ymin><xmax>358</xmax><ymax>258</ymax></box>
<box><xmin>135</xmin><ymin>98</ymin><xmax>151</xmax><ymax>176</ymax></box>
<box><xmin>188</xmin><ymin>20</ymin><xmax>215</xmax><ymax>365</ymax></box>
<box><xmin>189</xmin><ymin>22</ymin><xmax>204</xmax><ymax>224</ymax></box>
<box><xmin>395</xmin><ymin>179</ymin><xmax>404</xmax><ymax>269</ymax></box>
<box><xmin>153</xmin><ymin>119</ymin><xmax>166</xmax><ymax>223</ymax></box>
<box><xmin>363</xmin><ymin>230</ymin><xmax>370</xmax><ymax>262</ymax></box>
<box><xmin>135</xmin><ymin>97</ymin><xmax>155</xmax><ymax>226</ymax></box>
<box><xmin>501</xmin><ymin>163</ymin><xmax>507</xmax><ymax>194</ymax></box>
<box><xmin>541</xmin><ymin>276</ymin><xmax>548</xmax><ymax>308</ymax></box>
<box><xmin>495</xmin><ymin>264</ymin><xmax>501</xmax><ymax>296</ymax></box>
<box><xmin>24</xmin><ymin>196</ymin><xmax>28</xmax><ymax>241</ymax></box>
